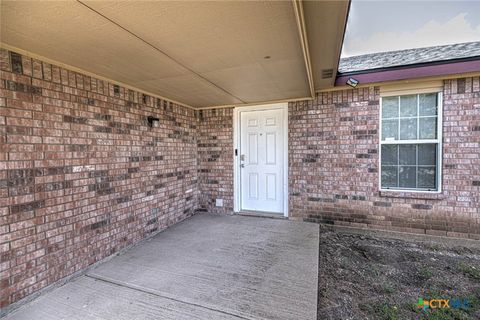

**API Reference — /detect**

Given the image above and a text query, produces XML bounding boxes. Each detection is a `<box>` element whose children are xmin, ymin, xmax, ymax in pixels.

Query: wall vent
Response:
<box><xmin>321</xmin><ymin>69</ymin><xmax>334</xmax><ymax>79</ymax></box>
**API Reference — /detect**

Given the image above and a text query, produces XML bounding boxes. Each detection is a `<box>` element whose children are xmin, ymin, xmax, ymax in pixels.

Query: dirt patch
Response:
<box><xmin>318</xmin><ymin>226</ymin><xmax>480</xmax><ymax>320</ymax></box>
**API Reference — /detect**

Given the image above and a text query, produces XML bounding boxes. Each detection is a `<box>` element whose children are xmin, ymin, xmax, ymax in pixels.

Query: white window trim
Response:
<box><xmin>378</xmin><ymin>92</ymin><xmax>443</xmax><ymax>193</ymax></box>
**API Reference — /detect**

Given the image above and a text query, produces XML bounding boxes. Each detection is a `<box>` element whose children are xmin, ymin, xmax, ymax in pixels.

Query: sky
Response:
<box><xmin>341</xmin><ymin>0</ymin><xmax>480</xmax><ymax>57</ymax></box>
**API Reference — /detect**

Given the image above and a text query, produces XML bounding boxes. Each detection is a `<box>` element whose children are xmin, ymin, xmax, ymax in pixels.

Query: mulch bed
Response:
<box><xmin>317</xmin><ymin>225</ymin><xmax>480</xmax><ymax>320</ymax></box>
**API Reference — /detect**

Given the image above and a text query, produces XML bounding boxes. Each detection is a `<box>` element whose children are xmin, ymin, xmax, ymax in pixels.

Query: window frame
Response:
<box><xmin>378</xmin><ymin>91</ymin><xmax>443</xmax><ymax>193</ymax></box>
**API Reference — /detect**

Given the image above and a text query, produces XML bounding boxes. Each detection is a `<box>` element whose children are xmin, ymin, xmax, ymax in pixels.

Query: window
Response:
<box><xmin>380</xmin><ymin>92</ymin><xmax>442</xmax><ymax>191</ymax></box>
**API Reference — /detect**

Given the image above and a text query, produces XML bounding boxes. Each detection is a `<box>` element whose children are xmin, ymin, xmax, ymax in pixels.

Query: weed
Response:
<box><xmin>427</xmin><ymin>244</ymin><xmax>441</xmax><ymax>252</ymax></box>
<box><xmin>405</xmin><ymin>302</ymin><xmax>419</xmax><ymax>313</ymax></box>
<box><xmin>419</xmin><ymin>267</ymin><xmax>434</xmax><ymax>280</ymax></box>
<box><xmin>458</xmin><ymin>263</ymin><xmax>480</xmax><ymax>281</ymax></box>
<box><xmin>359</xmin><ymin>302</ymin><xmax>399</xmax><ymax>320</ymax></box>
<box><xmin>382</xmin><ymin>283</ymin><xmax>395</xmax><ymax>294</ymax></box>
<box><xmin>421</xmin><ymin>307</ymin><xmax>471</xmax><ymax>320</ymax></box>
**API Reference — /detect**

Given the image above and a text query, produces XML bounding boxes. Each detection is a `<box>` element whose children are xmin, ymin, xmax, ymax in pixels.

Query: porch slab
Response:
<box><xmin>4</xmin><ymin>214</ymin><xmax>319</xmax><ymax>320</ymax></box>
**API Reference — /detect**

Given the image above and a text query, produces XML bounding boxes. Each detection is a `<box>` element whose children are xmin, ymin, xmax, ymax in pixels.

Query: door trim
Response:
<box><xmin>233</xmin><ymin>103</ymin><xmax>288</xmax><ymax>217</ymax></box>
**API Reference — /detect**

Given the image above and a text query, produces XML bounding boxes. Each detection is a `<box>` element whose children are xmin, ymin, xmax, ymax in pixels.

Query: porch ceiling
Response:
<box><xmin>0</xmin><ymin>0</ymin><xmax>349</xmax><ymax>108</ymax></box>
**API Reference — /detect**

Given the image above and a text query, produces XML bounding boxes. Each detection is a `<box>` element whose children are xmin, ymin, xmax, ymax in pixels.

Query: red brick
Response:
<box><xmin>1</xmin><ymin>49</ymin><xmax>199</xmax><ymax>308</ymax></box>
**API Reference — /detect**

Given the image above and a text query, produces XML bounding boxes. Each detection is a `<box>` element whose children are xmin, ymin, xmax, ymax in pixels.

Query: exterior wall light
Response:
<box><xmin>147</xmin><ymin>116</ymin><xmax>160</xmax><ymax>127</ymax></box>
<box><xmin>346</xmin><ymin>77</ymin><xmax>359</xmax><ymax>88</ymax></box>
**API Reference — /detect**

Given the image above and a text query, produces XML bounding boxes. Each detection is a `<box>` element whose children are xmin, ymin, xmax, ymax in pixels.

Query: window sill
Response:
<box><xmin>379</xmin><ymin>190</ymin><xmax>444</xmax><ymax>200</ymax></box>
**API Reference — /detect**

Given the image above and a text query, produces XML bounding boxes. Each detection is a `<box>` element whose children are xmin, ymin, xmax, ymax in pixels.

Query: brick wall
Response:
<box><xmin>1</xmin><ymin>47</ymin><xmax>479</xmax><ymax>309</ymax></box>
<box><xmin>196</xmin><ymin>79</ymin><xmax>479</xmax><ymax>240</ymax></box>
<box><xmin>0</xmin><ymin>49</ymin><xmax>199</xmax><ymax>308</ymax></box>
<box><xmin>196</xmin><ymin>108</ymin><xmax>234</xmax><ymax>214</ymax></box>
<box><xmin>289</xmin><ymin>79</ymin><xmax>480</xmax><ymax>239</ymax></box>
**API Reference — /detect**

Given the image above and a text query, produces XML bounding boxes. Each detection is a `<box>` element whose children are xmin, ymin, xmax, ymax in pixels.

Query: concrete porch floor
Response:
<box><xmin>4</xmin><ymin>214</ymin><xmax>319</xmax><ymax>320</ymax></box>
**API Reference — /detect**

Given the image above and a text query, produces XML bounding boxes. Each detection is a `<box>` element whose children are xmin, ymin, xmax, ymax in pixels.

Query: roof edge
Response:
<box><xmin>335</xmin><ymin>57</ymin><xmax>480</xmax><ymax>87</ymax></box>
<box><xmin>330</xmin><ymin>0</ymin><xmax>352</xmax><ymax>87</ymax></box>
<box><xmin>338</xmin><ymin>55</ymin><xmax>480</xmax><ymax>76</ymax></box>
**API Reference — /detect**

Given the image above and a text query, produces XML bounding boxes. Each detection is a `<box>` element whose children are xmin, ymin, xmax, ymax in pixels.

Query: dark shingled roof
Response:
<box><xmin>338</xmin><ymin>41</ymin><xmax>480</xmax><ymax>74</ymax></box>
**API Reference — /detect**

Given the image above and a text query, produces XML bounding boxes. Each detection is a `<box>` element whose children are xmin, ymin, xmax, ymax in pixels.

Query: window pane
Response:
<box><xmin>419</xmin><ymin>117</ymin><xmax>437</xmax><ymax>139</ymax></box>
<box><xmin>382</xmin><ymin>96</ymin><xmax>398</xmax><ymax>118</ymax></box>
<box><xmin>379</xmin><ymin>92</ymin><xmax>440</xmax><ymax>192</ymax></box>
<box><xmin>382</xmin><ymin>119</ymin><xmax>398</xmax><ymax>140</ymax></box>
<box><xmin>418</xmin><ymin>144</ymin><xmax>436</xmax><ymax>165</ymax></box>
<box><xmin>399</xmin><ymin>166</ymin><xmax>416</xmax><ymax>188</ymax></box>
<box><xmin>419</xmin><ymin>93</ymin><xmax>437</xmax><ymax>116</ymax></box>
<box><xmin>381</xmin><ymin>166</ymin><xmax>398</xmax><ymax>188</ymax></box>
<box><xmin>400</xmin><ymin>95</ymin><xmax>417</xmax><ymax>117</ymax></box>
<box><xmin>381</xmin><ymin>145</ymin><xmax>398</xmax><ymax>165</ymax></box>
<box><xmin>399</xmin><ymin>145</ymin><xmax>416</xmax><ymax>165</ymax></box>
<box><xmin>400</xmin><ymin>118</ymin><xmax>417</xmax><ymax>140</ymax></box>
<box><xmin>418</xmin><ymin>166</ymin><xmax>436</xmax><ymax>189</ymax></box>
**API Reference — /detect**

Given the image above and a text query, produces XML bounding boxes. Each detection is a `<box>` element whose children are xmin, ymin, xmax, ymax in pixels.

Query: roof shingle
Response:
<box><xmin>338</xmin><ymin>41</ymin><xmax>480</xmax><ymax>74</ymax></box>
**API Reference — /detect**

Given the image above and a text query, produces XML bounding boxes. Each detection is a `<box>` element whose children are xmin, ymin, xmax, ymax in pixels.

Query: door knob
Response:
<box><xmin>240</xmin><ymin>164</ymin><xmax>245</xmax><ymax>168</ymax></box>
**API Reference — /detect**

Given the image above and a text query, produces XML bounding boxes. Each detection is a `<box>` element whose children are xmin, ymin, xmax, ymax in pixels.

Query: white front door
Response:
<box><xmin>240</xmin><ymin>108</ymin><xmax>285</xmax><ymax>213</ymax></box>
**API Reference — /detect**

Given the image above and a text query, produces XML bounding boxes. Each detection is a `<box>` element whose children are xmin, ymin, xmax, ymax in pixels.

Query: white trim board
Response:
<box><xmin>380</xmin><ymin>80</ymin><xmax>443</xmax><ymax>97</ymax></box>
<box><xmin>378</xmin><ymin>92</ymin><xmax>443</xmax><ymax>194</ymax></box>
<box><xmin>233</xmin><ymin>103</ymin><xmax>289</xmax><ymax>217</ymax></box>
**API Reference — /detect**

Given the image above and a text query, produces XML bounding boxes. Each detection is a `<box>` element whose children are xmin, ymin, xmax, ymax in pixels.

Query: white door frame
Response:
<box><xmin>233</xmin><ymin>103</ymin><xmax>288</xmax><ymax>217</ymax></box>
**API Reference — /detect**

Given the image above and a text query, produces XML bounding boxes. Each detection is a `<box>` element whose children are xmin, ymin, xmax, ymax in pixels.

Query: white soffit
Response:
<box><xmin>302</xmin><ymin>0</ymin><xmax>350</xmax><ymax>91</ymax></box>
<box><xmin>1</xmin><ymin>0</ymin><xmax>349</xmax><ymax>108</ymax></box>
